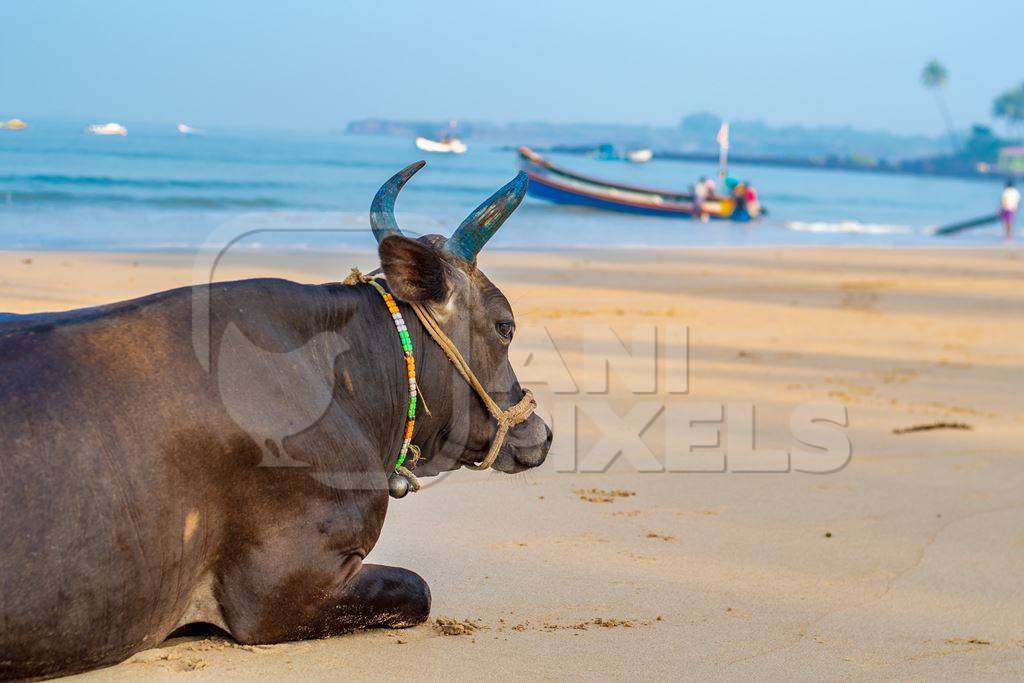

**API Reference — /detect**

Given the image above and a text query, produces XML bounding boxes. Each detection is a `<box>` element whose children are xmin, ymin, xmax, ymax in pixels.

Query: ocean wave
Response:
<box><xmin>784</xmin><ymin>220</ymin><xmax>913</xmax><ymax>235</ymax></box>
<box><xmin>0</xmin><ymin>191</ymin><xmax>290</xmax><ymax>209</ymax></box>
<box><xmin>0</xmin><ymin>174</ymin><xmax>292</xmax><ymax>190</ymax></box>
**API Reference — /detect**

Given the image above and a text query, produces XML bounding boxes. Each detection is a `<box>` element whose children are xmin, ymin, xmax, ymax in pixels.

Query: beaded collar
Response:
<box><xmin>366</xmin><ymin>279</ymin><xmax>417</xmax><ymax>474</ymax></box>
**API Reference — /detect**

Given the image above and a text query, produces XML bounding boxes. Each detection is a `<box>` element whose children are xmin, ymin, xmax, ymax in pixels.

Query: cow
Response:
<box><xmin>0</xmin><ymin>163</ymin><xmax>551</xmax><ymax>680</ymax></box>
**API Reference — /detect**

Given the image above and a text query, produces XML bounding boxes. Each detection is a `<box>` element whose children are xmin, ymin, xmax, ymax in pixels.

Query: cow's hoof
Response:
<box><xmin>383</xmin><ymin>567</ymin><xmax>431</xmax><ymax>628</ymax></box>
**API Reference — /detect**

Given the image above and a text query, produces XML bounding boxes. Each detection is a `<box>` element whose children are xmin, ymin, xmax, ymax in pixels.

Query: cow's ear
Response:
<box><xmin>378</xmin><ymin>235</ymin><xmax>450</xmax><ymax>303</ymax></box>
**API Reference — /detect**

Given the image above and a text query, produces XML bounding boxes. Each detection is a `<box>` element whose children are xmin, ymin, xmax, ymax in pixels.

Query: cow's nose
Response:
<box><xmin>514</xmin><ymin>424</ymin><xmax>552</xmax><ymax>468</ymax></box>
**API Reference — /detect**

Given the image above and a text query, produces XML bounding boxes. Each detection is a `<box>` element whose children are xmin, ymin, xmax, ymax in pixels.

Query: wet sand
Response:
<box><xmin>2</xmin><ymin>247</ymin><xmax>1022</xmax><ymax>680</ymax></box>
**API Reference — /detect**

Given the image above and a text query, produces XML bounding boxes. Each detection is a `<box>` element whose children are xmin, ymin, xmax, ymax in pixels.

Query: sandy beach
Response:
<box><xmin>2</xmin><ymin>246</ymin><xmax>1022</xmax><ymax>680</ymax></box>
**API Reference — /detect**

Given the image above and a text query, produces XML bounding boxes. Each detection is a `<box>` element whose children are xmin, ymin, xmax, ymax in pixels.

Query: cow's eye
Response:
<box><xmin>495</xmin><ymin>320</ymin><xmax>515</xmax><ymax>341</ymax></box>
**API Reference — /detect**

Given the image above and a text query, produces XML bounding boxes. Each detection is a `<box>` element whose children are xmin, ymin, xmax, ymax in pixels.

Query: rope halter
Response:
<box><xmin>407</xmin><ymin>299</ymin><xmax>537</xmax><ymax>471</ymax></box>
<box><xmin>345</xmin><ymin>268</ymin><xmax>537</xmax><ymax>487</ymax></box>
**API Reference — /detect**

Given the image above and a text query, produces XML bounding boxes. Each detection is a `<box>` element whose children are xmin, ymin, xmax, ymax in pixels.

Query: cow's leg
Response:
<box><xmin>316</xmin><ymin>562</ymin><xmax>431</xmax><ymax>630</ymax></box>
<box><xmin>223</xmin><ymin>556</ymin><xmax>431</xmax><ymax>644</ymax></box>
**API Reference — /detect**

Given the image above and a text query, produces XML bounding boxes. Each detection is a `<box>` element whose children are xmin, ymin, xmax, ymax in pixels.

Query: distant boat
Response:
<box><xmin>85</xmin><ymin>123</ymin><xmax>127</xmax><ymax>136</ymax></box>
<box><xmin>593</xmin><ymin>143</ymin><xmax>653</xmax><ymax>163</ymax></box>
<box><xmin>415</xmin><ymin>136</ymin><xmax>467</xmax><ymax>154</ymax></box>
<box><xmin>593</xmin><ymin>143</ymin><xmax>619</xmax><ymax>161</ymax></box>
<box><xmin>0</xmin><ymin>119</ymin><xmax>28</xmax><ymax>131</ymax></box>
<box><xmin>626</xmin><ymin>148</ymin><xmax>653</xmax><ymax>163</ymax></box>
<box><xmin>176</xmin><ymin>123</ymin><xmax>202</xmax><ymax>135</ymax></box>
<box><xmin>518</xmin><ymin>146</ymin><xmax>756</xmax><ymax>221</ymax></box>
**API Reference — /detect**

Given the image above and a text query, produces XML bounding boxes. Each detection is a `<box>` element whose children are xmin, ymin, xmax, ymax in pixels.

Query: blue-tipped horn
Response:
<box><xmin>445</xmin><ymin>171</ymin><xmax>528</xmax><ymax>263</ymax></box>
<box><xmin>370</xmin><ymin>160</ymin><xmax>426</xmax><ymax>243</ymax></box>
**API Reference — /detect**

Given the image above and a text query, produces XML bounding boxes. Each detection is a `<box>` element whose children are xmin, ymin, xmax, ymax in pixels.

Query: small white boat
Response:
<box><xmin>415</xmin><ymin>136</ymin><xmax>467</xmax><ymax>154</ymax></box>
<box><xmin>0</xmin><ymin>119</ymin><xmax>28</xmax><ymax>131</ymax></box>
<box><xmin>177</xmin><ymin>123</ymin><xmax>202</xmax><ymax>135</ymax></box>
<box><xmin>626</xmin><ymin>148</ymin><xmax>653</xmax><ymax>163</ymax></box>
<box><xmin>85</xmin><ymin>123</ymin><xmax>127</xmax><ymax>136</ymax></box>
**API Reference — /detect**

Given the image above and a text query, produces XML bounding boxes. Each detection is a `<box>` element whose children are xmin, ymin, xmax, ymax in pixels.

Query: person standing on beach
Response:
<box><xmin>1001</xmin><ymin>180</ymin><xmax>1019</xmax><ymax>239</ymax></box>
<box><xmin>693</xmin><ymin>176</ymin><xmax>711</xmax><ymax>222</ymax></box>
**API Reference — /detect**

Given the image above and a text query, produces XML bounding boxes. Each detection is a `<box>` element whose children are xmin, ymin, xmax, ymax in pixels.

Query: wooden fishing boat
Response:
<box><xmin>517</xmin><ymin>146</ymin><xmax>755</xmax><ymax>220</ymax></box>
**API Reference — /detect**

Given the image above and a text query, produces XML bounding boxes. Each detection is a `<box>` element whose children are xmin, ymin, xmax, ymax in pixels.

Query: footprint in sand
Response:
<box><xmin>880</xmin><ymin>368</ymin><xmax>918</xmax><ymax>384</ymax></box>
<box><xmin>573</xmin><ymin>488</ymin><xmax>636</xmax><ymax>503</ymax></box>
<box><xmin>837</xmin><ymin>280</ymin><xmax>890</xmax><ymax>312</ymax></box>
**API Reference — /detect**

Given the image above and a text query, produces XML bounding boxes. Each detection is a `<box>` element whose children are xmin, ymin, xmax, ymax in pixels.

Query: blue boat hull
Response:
<box><xmin>524</xmin><ymin>172</ymin><xmax>750</xmax><ymax>221</ymax></box>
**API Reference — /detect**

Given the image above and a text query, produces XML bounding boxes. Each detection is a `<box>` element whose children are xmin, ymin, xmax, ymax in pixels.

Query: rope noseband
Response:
<box><xmin>407</xmin><ymin>299</ymin><xmax>537</xmax><ymax>470</ymax></box>
<box><xmin>345</xmin><ymin>268</ymin><xmax>537</xmax><ymax>496</ymax></box>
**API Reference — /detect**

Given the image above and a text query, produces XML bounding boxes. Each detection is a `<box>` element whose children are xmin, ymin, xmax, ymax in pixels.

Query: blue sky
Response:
<box><xmin>2</xmin><ymin>0</ymin><xmax>1018</xmax><ymax>135</ymax></box>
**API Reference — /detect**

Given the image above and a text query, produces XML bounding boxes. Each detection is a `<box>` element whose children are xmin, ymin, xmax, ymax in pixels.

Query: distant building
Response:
<box><xmin>998</xmin><ymin>146</ymin><xmax>1024</xmax><ymax>174</ymax></box>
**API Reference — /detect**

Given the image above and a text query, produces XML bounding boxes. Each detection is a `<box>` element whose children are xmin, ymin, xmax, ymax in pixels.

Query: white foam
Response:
<box><xmin>784</xmin><ymin>220</ymin><xmax>913</xmax><ymax>235</ymax></box>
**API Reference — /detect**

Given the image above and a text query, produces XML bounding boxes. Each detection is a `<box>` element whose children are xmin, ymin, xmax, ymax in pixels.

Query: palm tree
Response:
<box><xmin>993</xmin><ymin>83</ymin><xmax>1024</xmax><ymax>140</ymax></box>
<box><xmin>921</xmin><ymin>59</ymin><xmax>959</xmax><ymax>154</ymax></box>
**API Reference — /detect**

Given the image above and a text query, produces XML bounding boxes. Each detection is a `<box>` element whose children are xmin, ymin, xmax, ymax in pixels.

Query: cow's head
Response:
<box><xmin>370</xmin><ymin>162</ymin><xmax>551</xmax><ymax>475</ymax></box>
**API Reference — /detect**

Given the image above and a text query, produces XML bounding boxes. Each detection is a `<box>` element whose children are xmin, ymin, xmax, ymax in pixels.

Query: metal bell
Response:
<box><xmin>388</xmin><ymin>471</ymin><xmax>410</xmax><ymax>499</ymax></box>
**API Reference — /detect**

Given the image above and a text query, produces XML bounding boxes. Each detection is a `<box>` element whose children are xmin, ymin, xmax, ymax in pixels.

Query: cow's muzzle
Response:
<box><xmin>513</xmin><ymin>421</ymin><xmax>552</xmax><ymax>469</ymax></box>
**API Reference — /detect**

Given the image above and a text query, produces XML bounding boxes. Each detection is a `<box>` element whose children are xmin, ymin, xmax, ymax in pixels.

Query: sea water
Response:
<box><xmin>0</xmin><ymin>119</ymin><xmax>1011</xmax><ymax>252</ymax></box>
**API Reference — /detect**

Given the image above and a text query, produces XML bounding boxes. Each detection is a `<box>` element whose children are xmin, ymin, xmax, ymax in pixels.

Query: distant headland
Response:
<box><xmin>347</xmin><ymin>112</ymin><xmax>1022</xmax><ymax>181</ymax></box>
